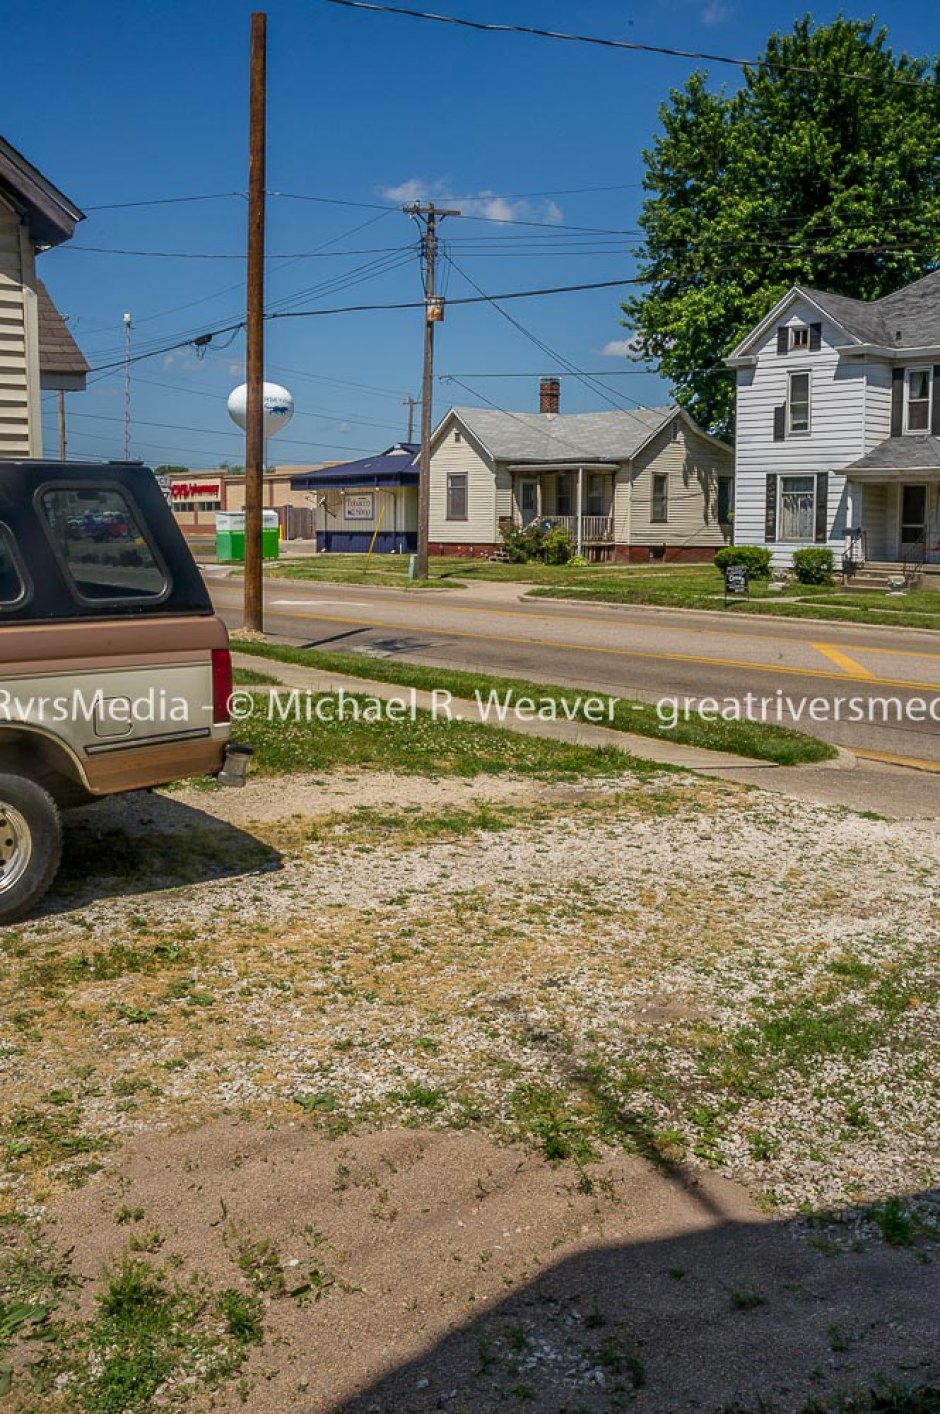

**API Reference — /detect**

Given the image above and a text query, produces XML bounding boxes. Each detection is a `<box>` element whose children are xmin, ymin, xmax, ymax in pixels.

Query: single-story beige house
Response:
<box><xmin>428</xmin><ymin>381</ymin><xmax>734</xmax><ymax>561</ymax></box>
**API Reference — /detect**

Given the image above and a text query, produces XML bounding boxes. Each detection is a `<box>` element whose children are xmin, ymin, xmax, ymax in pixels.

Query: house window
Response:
<box><xmin>651</xmin><ymin>473</ymin><xmax>668</xmax><ymax>523</ymax></box>
<box><xmin>905</xmin><ymin>368</ymin><xmax>932</xmax><ymax>433</ymax></box>
<box><xmin>788</xmin><ymin>371</ymin><xmax>811</xmax><ymax>435</ymax></box>
<box><xmin>789</xmin><ymin>325</ymin><xmax>810</xmax><ymax>351</ymax></box>
<box><xmin>778</xmin><ymin>475</ymin><xmax>816</xmax><ymax>542</ymax></box>
<box><xmin>454</xmin><ymin>431</ymin><xmax>463</xmax><ymax>444</ymax></box>
<box><xmin>671</xmin><ymin>419</ymin><xmax>680</xmax><ymax>441</ymax></box>
<box><xmin>446</xmin><ymin>472</ymin><xmax>468</xmax><ymax>521</ymax></box>
<box><xmin>587</xmin><ymin>474</ymin><xmax>607</xmax><ymax>517</ymax></box>
<box><xmin>717</xmin><ymin>476</ymin><xmax>733</xmax><ymax>523</ymax></box>
<box><xmin>556</xmin><ymin>474</ymin><xmax>573</xmax><ymax>517</ymax></box>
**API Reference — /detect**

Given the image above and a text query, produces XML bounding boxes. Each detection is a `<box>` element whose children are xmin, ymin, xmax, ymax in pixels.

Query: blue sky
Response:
<box><xmin>5</xmin><ymin>0</ymin><xmax>929</xmax><ymax>468</ymax></box>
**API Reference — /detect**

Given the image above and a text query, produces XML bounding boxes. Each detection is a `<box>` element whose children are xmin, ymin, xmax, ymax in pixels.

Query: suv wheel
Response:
<box><xmin>0</xmin><ymin>775</ymin><xmax>62</xmax><ymax>924</ymax></box>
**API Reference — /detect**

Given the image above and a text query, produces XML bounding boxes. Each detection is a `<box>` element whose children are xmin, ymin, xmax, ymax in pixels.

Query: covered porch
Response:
<box><xmin>508</xmin><ymin>461</ymin><xmax>617</xmax><ymax>559</ymax></box>
<box><xmin>845</xmin><ymin>472</ymin><xmax>940</xmax><ymax>573</ymax></box>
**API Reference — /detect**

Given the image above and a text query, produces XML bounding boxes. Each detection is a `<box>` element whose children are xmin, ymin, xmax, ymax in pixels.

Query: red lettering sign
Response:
<box><xmin>171</xmin><ymin>483</ymin><xmax>221</xmax><ymax>499</ymax></box>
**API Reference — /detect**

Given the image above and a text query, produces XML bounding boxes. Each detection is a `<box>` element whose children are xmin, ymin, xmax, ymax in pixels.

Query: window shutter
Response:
<box><xmin>809</xmin><ymin>322</ymin><xmax>822</xmax><ymax>352</ymax></box>
<box><xmin>773</xmin><ymin>404</ymin><xmax>786</xmax><ymax>441</ymax></box>
<box><xmin>814</xmin><ymin>472</ymin><xmax>828</xmax><ymax>543</ymax></box>
<box><xmin>776</xmin><ymin>327</ymin><xmax>789</xmax><ymax>356</ymax></box>
<box><xmin>765</xmin><ymin>474</ymin><xmax>778</xmax><ymax>542</ymax></box>
<box><xmin>891</xmin><ymin>368</ymin><xmax>905</xmax><ymax>437</ymax></box>
<box><xmin>933</xmin><ymin>367</ymin><xmax>940</xmax><ymax>436</ymax></box>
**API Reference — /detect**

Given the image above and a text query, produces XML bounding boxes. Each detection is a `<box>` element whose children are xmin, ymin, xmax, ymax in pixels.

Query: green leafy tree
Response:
<box><xmin>622</xmin><ymin>17</ymin><xmax>940</xmax><ymax>437</ymax></box>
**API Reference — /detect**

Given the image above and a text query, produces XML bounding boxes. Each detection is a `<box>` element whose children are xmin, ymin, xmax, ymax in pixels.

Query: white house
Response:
<box><xmin>727</xmin><ymin>272</ymin><xmax>940</xmax><ymax>574</ymax></box>
<box><xmin>428</xmin><ymin>380</ymin><xmax>733</xmax><ymax>562</ymax></box>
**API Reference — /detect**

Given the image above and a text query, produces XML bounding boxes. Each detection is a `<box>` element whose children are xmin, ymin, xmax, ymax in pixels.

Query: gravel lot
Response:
<box><xmin>0</xmin><ymin>766</ymin><xmax>937</xmax><ymax>1410</ymax></box>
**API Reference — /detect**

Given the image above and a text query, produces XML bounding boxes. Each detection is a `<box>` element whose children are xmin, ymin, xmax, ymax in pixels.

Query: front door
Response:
<box><xmin>900</xmin><ymin>484</ymin><xmax>927</xmax><ymax>548</ymax></box>
<box><xmin>519</xmin><ymin>478</ymin><xmax>539</xmax><ymax>526</ymax></box>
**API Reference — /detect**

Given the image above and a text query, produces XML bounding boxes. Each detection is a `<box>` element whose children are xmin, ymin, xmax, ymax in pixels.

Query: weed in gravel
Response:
<box><xmin>224</xmin><ymin>1222</ymin><xmax>285</xmax><ymax>1296</ymax></box>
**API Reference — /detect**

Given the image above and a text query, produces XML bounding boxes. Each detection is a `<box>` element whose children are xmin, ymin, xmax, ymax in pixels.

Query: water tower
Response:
<box><xmin>227</xmin><ymin>382</ymin><xmax>294</xmax><ymax>470</ymax></box>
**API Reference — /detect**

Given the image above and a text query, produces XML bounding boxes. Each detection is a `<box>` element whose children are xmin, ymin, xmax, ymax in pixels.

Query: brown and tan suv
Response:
<box><xmin>0</xmin><ymin>460</ymin><xmax>249</xmax><ymax>922</ymax></box>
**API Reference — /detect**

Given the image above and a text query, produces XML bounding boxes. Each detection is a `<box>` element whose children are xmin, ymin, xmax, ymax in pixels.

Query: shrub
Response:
<box><xmin>714</xmin><ymin>546</ymin><xmax>773</xmax><ymax>580</ymax></box>
<box><xmin>500</xmin><ymin>523</ymin><xmax>573</xmax><ymax>565</ymax></box>
<box><xmin>792</xmin><ymin>547</ymin><xmax>835</xmax><ymax>585</ymax></box>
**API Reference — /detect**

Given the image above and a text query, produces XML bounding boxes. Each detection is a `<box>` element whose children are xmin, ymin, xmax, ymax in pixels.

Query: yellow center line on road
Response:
<box><xmin>811</xmin><ymin>643</ymin><xmax>877</xmax><ymax>678</ymax></box>
<box><xmin>235</xmin><ymin>602</ymin><xmax>940</xmax><ymax>694</ymax></box>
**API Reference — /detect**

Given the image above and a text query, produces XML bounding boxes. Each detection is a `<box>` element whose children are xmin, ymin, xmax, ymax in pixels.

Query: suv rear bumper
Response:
<box><xmin>83</xmin><ymin>733</ymin><xmax>228</xmax><ymax>795</ymax></box>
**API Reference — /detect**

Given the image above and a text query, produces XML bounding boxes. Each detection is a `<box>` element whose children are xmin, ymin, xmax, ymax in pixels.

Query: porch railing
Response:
<box><xmin>526</xmin><ymin>514</ymin><xmax>614</xmax><ymax>543</ymax></box>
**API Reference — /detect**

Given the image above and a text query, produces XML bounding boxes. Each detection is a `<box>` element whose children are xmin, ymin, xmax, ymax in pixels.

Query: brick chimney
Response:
<box><xmin>539</xmin><ymin>377</ymin><xmax>560</xmax><ymax>414</ymax></box>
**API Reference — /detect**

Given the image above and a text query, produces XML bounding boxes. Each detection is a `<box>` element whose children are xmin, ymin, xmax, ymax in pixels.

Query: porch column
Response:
<box><xmin>576</xmin><ymin>465</ymin><xmax>583</xmax><ymax>557</ymax></box>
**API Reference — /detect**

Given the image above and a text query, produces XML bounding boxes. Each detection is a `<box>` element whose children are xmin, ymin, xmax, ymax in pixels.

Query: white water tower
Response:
<box><xmin>227</xmin><ymin>382</ymin><xmax>294</xmax><ymax>467</ymax></box>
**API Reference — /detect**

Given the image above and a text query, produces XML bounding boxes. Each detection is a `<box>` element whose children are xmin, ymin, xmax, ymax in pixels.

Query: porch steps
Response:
<box><xmin>842</xmin><ymin>561</ymin><xmax>940</xmax><ymax>591</ymax></box>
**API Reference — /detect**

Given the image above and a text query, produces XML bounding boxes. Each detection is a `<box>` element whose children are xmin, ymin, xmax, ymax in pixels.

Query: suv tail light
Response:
<box><xmin>211</xmin><ymin>648</ymin><xmax>233</xmax><ymax>725</ymax></box>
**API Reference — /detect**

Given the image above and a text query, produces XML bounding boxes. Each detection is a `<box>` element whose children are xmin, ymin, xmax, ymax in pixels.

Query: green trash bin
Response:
<box><xmin>215</xmin><ymin>511</ymin><xmax>280</xmax><ymax>562</ymax></box>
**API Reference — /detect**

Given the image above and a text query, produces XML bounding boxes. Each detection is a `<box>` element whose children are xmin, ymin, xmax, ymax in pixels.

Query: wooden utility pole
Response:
<box><xmin>403</xmin><ymin>394</ymin><xmax>420</xmax><ymax>442</ymax></box>
<box><xmin>405</xmin><ymin>202</ymin><xmax>459</xmax><ymax>580</ymax></box>
<box><xmin>57</xmin><ymin>390</ymin><xmax>67</xmax><ymax>461</ymax></box>
<box><xmin>244</xmin><ymin>11</ymin><xmax>267</xmax><ymax>633</ymax></box>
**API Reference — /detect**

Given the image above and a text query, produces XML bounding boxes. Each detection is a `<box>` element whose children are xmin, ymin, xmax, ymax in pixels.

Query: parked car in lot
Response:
<box><xmin>0</xmin><ymin>461</ymin><xmax>250</xmax><ymax>922</ymax></box>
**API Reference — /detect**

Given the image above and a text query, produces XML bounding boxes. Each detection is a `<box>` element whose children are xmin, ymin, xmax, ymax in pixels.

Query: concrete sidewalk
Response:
<box><xmin>233</xmin><ymin>651</ymin><xmax>940</xmax><ymax>821</ymax></box>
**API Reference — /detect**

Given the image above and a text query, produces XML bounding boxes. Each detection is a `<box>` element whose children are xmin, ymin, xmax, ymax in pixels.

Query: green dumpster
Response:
<box><xmin>216</xmin><ymin>511</ymin><xmax>280</xmax><ymax>563</ymax></box>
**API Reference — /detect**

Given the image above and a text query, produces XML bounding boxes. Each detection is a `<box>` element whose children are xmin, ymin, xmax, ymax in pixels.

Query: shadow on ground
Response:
<box><xmin>41</xmin><ymin>789</ymin><xmax>280</xmax><ymax>914</ymax></box>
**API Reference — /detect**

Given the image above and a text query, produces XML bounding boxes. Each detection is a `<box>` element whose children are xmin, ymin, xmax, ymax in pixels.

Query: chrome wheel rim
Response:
<box><xmin>0</xmin><ymin>804</ymin><xmax>31</xmax><ymax>896</ymax></box>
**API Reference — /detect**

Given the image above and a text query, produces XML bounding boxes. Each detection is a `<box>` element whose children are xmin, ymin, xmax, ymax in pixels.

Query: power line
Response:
<box><xmin>83</xmin><ymin>191</ymin><xmax>246</xmax><ymax>211</ymax></box>
<box><xmin>324</xmin><ymin>0</ymin><xmax>939</xmax><ymax>90</ymax></box>
<box><xmin>60</xmin><ymin>242</ymin><xmax>413</xmax><ymax>260</ymax></box>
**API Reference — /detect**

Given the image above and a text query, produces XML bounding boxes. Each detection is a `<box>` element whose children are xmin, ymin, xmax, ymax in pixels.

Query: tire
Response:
<box><xmin>0</xmin><ymin>774</ymin><xmax>62</xmax><ymax>925</ymax></box>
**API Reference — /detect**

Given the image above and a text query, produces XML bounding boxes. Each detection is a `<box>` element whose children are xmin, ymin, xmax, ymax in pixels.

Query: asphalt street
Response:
<box><xmin>209</xmin><ymin>573</ymin><xmax>940</xmax><ymax>770</ymax></box>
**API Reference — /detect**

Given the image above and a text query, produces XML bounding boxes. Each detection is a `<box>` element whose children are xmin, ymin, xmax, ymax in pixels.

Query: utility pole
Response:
<box><xmin>403</xmin><ymin>394</ymin><xmax>420</xmax><ymax>443</ymax></box>
<box><xmin>405</xmin><ymin>202</ymin><xmax>459</xmax><ymax>580</ymax></box>
<box><xmin>122</xmin><ymin>312</ymin><xmax>132</xmax><ymax>459</ymax></box>
<box><xmin>57</xmin><ymin>390</ymin><xmax>67</xmax><ymax>461</ymax></box>
<box><xmin>244</xmin><ymin>11</ymin><xmax>267</xmax><ymax>633</ymax></box>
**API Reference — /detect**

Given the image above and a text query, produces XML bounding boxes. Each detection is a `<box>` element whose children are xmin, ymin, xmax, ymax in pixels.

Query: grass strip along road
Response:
<box><xmin>232</xmin><ymin>640</ymin><xmax>834</xmax><ymax>766</ymax></box>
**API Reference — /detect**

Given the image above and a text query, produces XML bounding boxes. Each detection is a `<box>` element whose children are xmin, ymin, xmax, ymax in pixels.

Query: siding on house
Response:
<box><xmin>863</xmin><ymin>361</ymin><xmax>893</xmax><ymax>451</ymax></box>
<box><xmin>733</xmin><ymin>300</ymin><xmax>862</xmax><ymax>558</ymax></box>
<box><xmin>428</xmin><ymin>419</ymin><xmax>497</xmax><ymax>544</ymax></box>
<box><xmin>0</xmin><ymin>197</ymin><xmax>40</xmax><ymax>458</ymax></box>
<box><xmin>629</xmin><ymin>420</ymin><xmax>733</xmax><ymax>547</ymax></box>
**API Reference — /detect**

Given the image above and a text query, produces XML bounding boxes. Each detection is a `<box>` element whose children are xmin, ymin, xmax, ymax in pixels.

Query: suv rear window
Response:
<box><xmin>0</xmin><ymin>526</ymin><xmax>24</xmax><ymax>604</ymax></box>
<box><xmin>40</xmin><ymin>487</ymin><xmax>167</xmax><ymax>602</ymax></box>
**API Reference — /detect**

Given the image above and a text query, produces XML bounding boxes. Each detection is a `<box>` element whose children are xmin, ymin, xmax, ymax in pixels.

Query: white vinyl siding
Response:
<box><xmin>629</xmin><ymin>422</ymin><xmax>732</xmax><ymax>547</ymax></box>
<box><xmin>733</xmin><ymin>299</ymin><xmax>859</xmax><ymax>560</ymax></box>
<box><xmin>0</xmin><ymin>198</ymin><xmax>41</xmax><ymax>458</ymax></box>
<box><xmin>429</xmin><ymin>418</ymin><xmax>497</xmax><ymax>543</ymax></box>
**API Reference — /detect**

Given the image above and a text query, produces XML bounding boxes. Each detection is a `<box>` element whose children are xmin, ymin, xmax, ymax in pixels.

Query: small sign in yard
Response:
<box><xmin>724</xmin><ymin>564</ymin><xmax>749</xmax><ymax>605</ymax></box>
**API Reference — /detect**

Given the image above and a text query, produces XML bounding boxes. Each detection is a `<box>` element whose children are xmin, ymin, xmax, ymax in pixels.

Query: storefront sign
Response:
<box><xmin>344</xmin><ymin>493</ymin><xmax>375</xmax><ymax>521</ymax></box>
<box><xmin>171</xmin><ymin>482</ymin><xmax>221</xmax><ymax>501</ymax></box>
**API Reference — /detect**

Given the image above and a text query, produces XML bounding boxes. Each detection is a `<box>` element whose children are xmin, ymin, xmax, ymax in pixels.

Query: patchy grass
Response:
<box><xmin>235</xmin><ymin>689</ymin><xmax>664</xmax><ymax>780</ymax></box>
<box><xmin>233</xmin><ymin>641</ymin><xmax>835</xmax><ymax>766</ymax></box>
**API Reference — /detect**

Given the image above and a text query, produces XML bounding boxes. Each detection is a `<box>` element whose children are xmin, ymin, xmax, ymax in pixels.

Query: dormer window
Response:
<box><xmin>905</xmin><ymin>368</ymin><xmax>932</xmax><ymax>433</ymax></box>
<box><xmin>789</xmin><ymin>325</ymin><xmax>810</xmax><ymax>351</ymax></box>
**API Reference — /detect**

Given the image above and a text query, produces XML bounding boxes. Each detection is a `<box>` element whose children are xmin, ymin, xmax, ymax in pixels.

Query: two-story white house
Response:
<box><xmin>727</xmin><ymin>271</ymin><xmax>940</xmax><ymax>575</ymax></box>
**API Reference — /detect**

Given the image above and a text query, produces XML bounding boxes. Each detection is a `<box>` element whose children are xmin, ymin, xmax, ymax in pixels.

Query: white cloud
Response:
<box><xmin>700</xmin><ymin>0</ymin><xmax>732</xmax><ymax>24</ymax></box>
<box><xmin>379</xmin><ymin>178</ymin><xmax>563</xmax><ymax>226</ymax></box>
<box><xmin>598</xmin><ymin>338</ymin><xmax>636</xmax><ymax>358</ymax></box>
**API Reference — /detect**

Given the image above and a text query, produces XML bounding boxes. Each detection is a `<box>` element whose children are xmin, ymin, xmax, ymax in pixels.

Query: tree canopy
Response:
<box><xmin>621</xmin><ymin>17</ymin><xmax>940</xmax><ymax>437</ymax></box>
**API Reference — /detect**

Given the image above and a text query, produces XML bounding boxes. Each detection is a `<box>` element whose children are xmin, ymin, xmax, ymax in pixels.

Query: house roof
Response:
<box><xmin>731</xmin><ymin>270</ymin><xmax>940</xmax><ymax>359</ymax></box>
<box><xmin>0</xmin><ymin>136</ymin><xmax>84</xmax><ymax>248</ymax></box>
<box><xmin>290</xmin><ymin>443</ymin><xmax>420</xmax><ymax>490</ymax></box>
<box><xmin>443</xmin><ymin>405</ymin><xmax>680</xmax><ymax>464</ymax></box>
<box><xmin>36</xmin><ymin>280</ymin><xmax>88</xmax><ymax>384</ymax></box>
<box><xmin>846</xmin><ymin>434</ymin><xmax>940</xmax><ymax>474</ymax></box>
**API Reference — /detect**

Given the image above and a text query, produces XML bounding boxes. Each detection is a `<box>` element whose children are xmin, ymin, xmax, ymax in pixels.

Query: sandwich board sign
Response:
<box><xmin>724</xmin><ymin>564</ymin><xmax>749</xmax><ymax>605</ymax></box>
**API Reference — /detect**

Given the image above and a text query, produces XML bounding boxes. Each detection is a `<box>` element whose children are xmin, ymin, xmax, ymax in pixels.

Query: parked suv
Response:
<box><xmin>0</xmin><ymin>461</ymin><xmax>248</xmax><ymax>923</ymax></box>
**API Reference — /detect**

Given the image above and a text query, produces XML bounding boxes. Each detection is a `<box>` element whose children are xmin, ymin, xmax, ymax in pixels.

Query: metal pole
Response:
<box><xmin>244</xmin><ymin>10</ymin><xmax>267</xmax><ymax>633</ymax></box>
<box><xmin>122</xmin><ymin>312</ymin><xmax>132</xmax><ymax>459</ymax></box>
<box><xmin>57</xmin><ymin>390</ymin><xmax>67</xmax><ymax>461</ymax></box>
<box><xmin>576</xmin><ymin>465</ymin><xmax>583</xmax><ymax>557</ymax></box>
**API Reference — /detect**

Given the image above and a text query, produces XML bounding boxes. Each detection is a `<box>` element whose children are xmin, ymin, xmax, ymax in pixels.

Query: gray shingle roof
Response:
<box><xmin>450</xmin><ymin>404</ymin><xmax>677</xmax><ymax>463</ymax></box>
<box><xmin>846</xmin><ymin>435</ymin><xmax>940</xmax><ymax>473</ymax></box>
<box><xmin>799</xmin><ymin>269</ymin><xmax>940</xmax><ymax>348</ymax></box>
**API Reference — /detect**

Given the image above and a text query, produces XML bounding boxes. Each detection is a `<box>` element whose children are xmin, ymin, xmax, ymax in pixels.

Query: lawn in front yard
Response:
<box><xmin>265</xmin><ymin>553</ymin><xmax>940</xmax><ymax>630</ymax></box>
